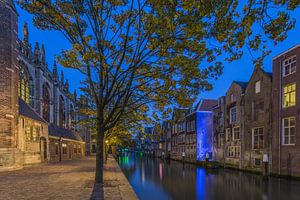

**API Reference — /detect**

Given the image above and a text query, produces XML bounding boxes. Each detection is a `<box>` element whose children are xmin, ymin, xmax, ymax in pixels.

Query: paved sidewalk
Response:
<box><xmin>0</xmin><ymin>156</ymin><xmax>138</xmax><ymax>200</ymax></box>
<box><xmin>92</xmin><ymin>156</ymin><xmax>138</xmax><ymax>200</ymax></box>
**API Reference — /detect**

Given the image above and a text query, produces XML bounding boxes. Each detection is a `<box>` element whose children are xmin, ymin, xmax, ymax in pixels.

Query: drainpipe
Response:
<box><xmin>278</xmin><ymin>60</ymin><xmax>282</xmax><ymax>175</ymax></box>
<box><xmin>59</xmin><ymin>137</ymin><xmax>62</xmax><ymax>162</ymax></box>
<box><xmin>240</xmin><ymin>94</ymin><xmax>245</xmax><ymax>170</ymax></box>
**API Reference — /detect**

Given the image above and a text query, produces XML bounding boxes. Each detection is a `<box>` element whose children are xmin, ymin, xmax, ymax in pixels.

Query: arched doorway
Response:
<box><xmin>40</xmin><ymin>137</ymin><xmax>47</xmax><ymax>162</ymax></box>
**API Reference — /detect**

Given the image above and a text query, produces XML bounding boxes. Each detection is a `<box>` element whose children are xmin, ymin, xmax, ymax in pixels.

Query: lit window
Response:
<box><xmin>233</xmin><ymin>127</ymin><xmax>240</xmax><ymax>140</ymax></box>
<box><xmin>62</xmin><ymin>143</ymin><xmax>67</xmax><ymax>154</ymax></box>
<box><xmin>55</xmin><ymin>143</ymin><xmax>59</xmax><ymax>155</ymax></box>
<box><xmin>283</xmin><ymin>83</ymin><xmax>296</xmax><ymax>108</ymax></box>
<box><xmin>252</xmin><ymin>127</ymin><xmax>264</xmax><ymax>149</ymax></box>
<box><xmin>230</xmin><ymin>107</ymin><xmax>237</xmax><ymax>123</ymax></box>
<box><xmin>282</xmin><ymin>56</ymin><xmax>296</xmax><ymax>77</ymax></box>
<box><xmin>282</xmin><ymin>117</ymin><xmax>296</xmax><ymax>145</ymax></box>
<box><xmin>25</xmin><ymin>126</ymin><xmax>31</xmax><ymax>141</ymax></box>
<box><xmin>255</xmin><ymin>81</ymin><xmax>261</xmax><ymax>94</ymax></box>
<box><xmin>74</xmin><ymin>145</ymin><xmax>77</xmax><ymax>153</ymax></box>
<box><xmin>19</xmin><ymin>66</ymin><xmax>30</xmax><ymax>104</ymax></box>
<box><xmin>32</xmin><ymin>127</ymin><xmax>37</xmax><ymax>142</ymax></box>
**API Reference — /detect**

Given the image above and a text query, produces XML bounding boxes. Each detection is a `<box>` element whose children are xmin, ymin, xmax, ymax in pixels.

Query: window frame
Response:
<box><xmin>230</xmin><ymin>106</ymin><xmax>237</xmax><ymax>123</ymax></box>
<box><xmin>255</xmin><ymin>81</ymin><xmax>261</xmax><ymax>94</ymax></box>
<box><xmin>282</xmin><ymin>117</ymin><xmax>296</xmax><ymax>145</ymax></box>
<box><xmin>233</xmin><ymin>126</ymin><xmax>240</xmax><ymax>141</ymax></box>
<box><xmin>252</xmin><ymin>127</ymin><xmax>264</xmax><ymax>149</ymax></box>
<box><xmin>283</xmin><ymin>83</ymin><xmax>296</xmax><ymax>108</ymax></box>
<box><xmin>282</xmin><ymin>55</ymin><xmax>296</xmax><ymax>77</ymax></box>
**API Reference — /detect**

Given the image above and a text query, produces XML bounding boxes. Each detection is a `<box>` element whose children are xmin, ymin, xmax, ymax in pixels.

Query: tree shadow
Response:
<box><xmin>90</xmin><ymin>183</ymin><xmax>104</xmax><ymax>200</ymax></box>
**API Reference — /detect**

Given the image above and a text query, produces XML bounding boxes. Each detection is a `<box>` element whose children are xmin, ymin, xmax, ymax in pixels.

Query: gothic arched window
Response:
<box><xmin>59</xmin><ymin>95</ymin><xmax>66</xmax><ymax>127</ymax></box>
<box><xmin>18</xmin><ymin>66</ymin><xmax>30</xmax><ymax>104</ymax></box>
<box><xmin>42</xmin><ymin>83</ymin><xmax>51</xmax><ymax>122</ymax></box>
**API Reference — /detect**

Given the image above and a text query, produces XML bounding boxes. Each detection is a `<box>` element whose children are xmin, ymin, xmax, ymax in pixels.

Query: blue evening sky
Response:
<box><xmin>16</xmin><ymin>5</ymin><xmax>300</xmax><ymax>100</ymax></box>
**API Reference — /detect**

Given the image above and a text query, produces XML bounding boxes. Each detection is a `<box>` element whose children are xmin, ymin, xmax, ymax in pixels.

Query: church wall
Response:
<box><xmin>18</xmin><ymin>116</ymin><xmax>49</xmax><ymax>165</ymax></box>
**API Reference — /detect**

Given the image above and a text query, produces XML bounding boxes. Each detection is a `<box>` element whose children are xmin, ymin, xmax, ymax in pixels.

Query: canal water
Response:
<box><xmin>117</xmin><ymin>152</ymin><xmax>300</xmax><ymax>200</ymax></box>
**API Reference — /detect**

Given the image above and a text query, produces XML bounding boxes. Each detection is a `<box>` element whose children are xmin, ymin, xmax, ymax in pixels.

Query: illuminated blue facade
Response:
<box><xmin>196</xmin><ymin>111</ymin><xmax>213</xmax><ymax>161</ymax></box>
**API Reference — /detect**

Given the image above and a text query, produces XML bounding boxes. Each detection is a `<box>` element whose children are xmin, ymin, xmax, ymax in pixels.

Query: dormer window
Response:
<box><xmin>283</xmin><ymin>56</ymin><xmax>296</xmax><ymax>77</ymax></box>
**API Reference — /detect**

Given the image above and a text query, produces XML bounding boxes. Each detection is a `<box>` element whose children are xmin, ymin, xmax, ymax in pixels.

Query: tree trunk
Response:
<box><xmin>95</xmin><ymin>111</ymin><xmax>104</xmax><ymax>184</ymax></box>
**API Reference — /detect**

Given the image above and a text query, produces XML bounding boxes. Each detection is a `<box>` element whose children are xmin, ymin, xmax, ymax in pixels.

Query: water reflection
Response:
<box><xmin>118</xmin><ymin>153</ymin><xmax>300</xmax><ymax>200</ymax></box>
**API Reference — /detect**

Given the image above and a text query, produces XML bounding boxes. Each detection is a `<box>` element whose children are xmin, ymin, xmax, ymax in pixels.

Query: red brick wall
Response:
<box><xmin>272</xmin><ymin>46</ymin><xmax>300</xmax><ymax>177</ymax></box>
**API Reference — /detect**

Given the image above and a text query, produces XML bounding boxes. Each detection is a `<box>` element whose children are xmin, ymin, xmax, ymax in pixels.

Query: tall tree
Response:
<box><xmin>18</xmin><ymin>0</ymin><xmax>298</xmax><ymax>183</ymax></box>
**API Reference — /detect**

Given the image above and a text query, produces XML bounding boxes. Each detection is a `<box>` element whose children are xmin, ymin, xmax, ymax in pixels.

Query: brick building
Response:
<box><xmin>212</xmin><ymin>96</ymin><xmax>226</xmax><ymax>163</ymax></box>
<box><xmin>0</xmin><ymin>0</ymin><xmax>85</xmax><ymax>171</ymax></box>
<box><xmin>171</xmin><ymin>108</ymin><xmax>187</xmax><ymax>160</ymax></box>
<box><xmin>272</xmin><ymin>45</ymin><xmax>300</xmax><ymax>177</ymax></box>
<box><xmin>224</xmin><ymin>81</ymin><xmax>248</xmax><ymax>169</ymax></box>
<box><xmin>243</xmin><ymin>67</ymin><xmax>272</xmax><ymax>173</ymax></box>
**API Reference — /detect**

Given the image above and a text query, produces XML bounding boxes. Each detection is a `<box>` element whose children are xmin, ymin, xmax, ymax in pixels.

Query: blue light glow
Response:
<box><xmin>196</xmin><ymin>111</ymin><xmax>213</xmax><ymax>161</ymax></box>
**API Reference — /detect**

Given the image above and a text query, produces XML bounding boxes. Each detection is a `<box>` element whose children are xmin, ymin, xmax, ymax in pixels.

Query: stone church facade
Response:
<box><xmin>0</xmin><ymin>0</ymin><xmax>85</xmax><ymax>172</ymax></box>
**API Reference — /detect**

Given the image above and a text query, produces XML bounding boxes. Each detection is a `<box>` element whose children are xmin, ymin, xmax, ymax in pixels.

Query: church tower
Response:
<box><xmin>0</xmin><ymin>0</ymin><xmax>22</xmax><ymax>171</ymax></box>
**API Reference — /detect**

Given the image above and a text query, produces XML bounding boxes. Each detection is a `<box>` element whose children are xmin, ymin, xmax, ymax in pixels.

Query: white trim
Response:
<box><xmin>273</xmin><ymin>44</ymin><xmax>300</xmax><ymax>60</ymax></box>
<box><xmin>49</xmin><ymin>135</ymin><xmax>85</xmax><ymax>143</ymax></box>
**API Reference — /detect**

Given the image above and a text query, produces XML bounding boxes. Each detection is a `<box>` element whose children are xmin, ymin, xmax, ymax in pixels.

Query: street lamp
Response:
<box><xmin>105</xmin><ymin>140</ymin><xmax>109</xmax><ymax>164</ymax></box>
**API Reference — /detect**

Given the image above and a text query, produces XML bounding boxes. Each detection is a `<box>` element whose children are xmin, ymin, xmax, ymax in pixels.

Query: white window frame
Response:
<box><xmin>255</xmin><ymin>81</ymin><xmax>261</xmax><ymax>94</ymax></box>
<box><xmin>233</xmin><ymin>126</ymin><xmax>240</xmax><ymax>140</ymax></box>
<box><xmin>230</xmin><ymin>107</ymin><xmax>237</xmax><ymax>123</ymax></box>
<box><xmin>282</xmin><ymin>55</ymin><xmax>296</xmax><ymax>77</ymax></box>
<box><xmin>282</xmin><ymin>117</ymin><xmax>296</xmax><ymax>145</ymax></box>
<box><xmin>252</xmin><ymin>127</ymin><xmax>264</xmax><ymax>149</ymax></box>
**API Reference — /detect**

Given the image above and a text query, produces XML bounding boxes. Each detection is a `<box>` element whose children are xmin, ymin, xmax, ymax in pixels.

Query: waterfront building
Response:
<box><xmin>243</xmin><ymin>67</ymin><xmax>272</xmax><ymax>173</ymax></box>
<box><xmin>171</xmin><ymin>108</ymin><xmax>188</xmax><ymax>160</ymax></box>
<box><xmin>212</xmin><ymin>96</ymin><xmax>226</xmax><ymax>163</ymax></box>
<box><xmin>159</xmin><ymin>121</ymin><xmax>171</xmax><ymax>158</ymax></box>
<box><xmin>143</xmin><ymin>126</ymin><xmax>159</xmax><ymax>154</ymax></box>
<box><xmin>0</xmin><ymin>0</ymin><xmax>84</xmax><ymax>171</ymax></box>
<box><xmin>224</xmin><ymin>81</ymin><xmax>248</xmax><ymax>169</ymax></box>
<box><xmin>272</xmin><ymin>45</ymin><xmax>300</xmax><ymax>177</ymax></box>
<box><xmin>185</xmin><ymin>99</ymin><xmax>217</xmax><ymax>162</ymax></box>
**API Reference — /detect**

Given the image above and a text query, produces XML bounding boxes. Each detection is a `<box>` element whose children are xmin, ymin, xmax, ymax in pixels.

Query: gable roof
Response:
<box><xmin>196</xmin><ymin>99</ymin><xmax>218</xmax><ymax>111</ymax></box>
<box><xmin>260</xmin><ymin>68</ymin><xmax>272</xmax><ymax>78</ymax></box>
<box><xmin>233</xmin><ymin>81</ymin><xmax>248</xmax><ymax>89</ymax></box>
<box><xmin>19</xmin><ymin>98</ymin><xmax>47</xmax><ymax>124</ymax></box>
<box><xmin>49</xmin><ymin>124</ymin><xmax>83</xmax><ymax>142</ymax></box>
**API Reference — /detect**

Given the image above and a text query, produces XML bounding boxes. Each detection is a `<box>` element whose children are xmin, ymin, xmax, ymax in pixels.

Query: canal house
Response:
<box><xmin>224</xmin><ymin>81</ymin><xmax>248</xmax><ymax>169</ymax></box>
<box><xmin>272</xmin><ymin>45</ymin><xmax>300</xmax><ymax>177</ymax></box>
<box><xmin>185</xmin><ymin>99</ymin><xmax>217</xmax><ymax>163</ymax></box>
<box><xmin>243</xmin><ymin>67</ymin><xmax>272</xmax><ymax>173</ymax></box>
<box><xmin>212</xmin><ymin>96</ymin><xmax>226</xmax><ymax>163</ymax></box>
<box><xmin>171</xmin><ymin>108</ymin><xmax>188</xmax><ymax>160</ymax></box>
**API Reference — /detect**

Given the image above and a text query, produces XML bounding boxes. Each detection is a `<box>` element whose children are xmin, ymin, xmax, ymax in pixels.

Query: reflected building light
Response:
<box><xmin>196</xmin><ymin>168</ymin><xmax>206</xmax><ymax>200</ymax></box>
<box><xmin>159</xmin><ymin>163</ymin><xmax>163</xmax><ymax>181</ymax></box>
<box><xmin>141</xmin><ymin>163</ymin><xmax>145</xmax><ymax>184</ymax></box>
<box><xmin>196</xmin><ymin>111</ymin><xmax>213</xmax><ymax>161</ymax></box>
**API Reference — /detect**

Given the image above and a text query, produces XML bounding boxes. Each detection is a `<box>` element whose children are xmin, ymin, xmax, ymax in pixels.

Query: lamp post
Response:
<box><xmin>105</xmin><ymin>140</ymin><xmax>109</xmax><ymax>164</ymax></box>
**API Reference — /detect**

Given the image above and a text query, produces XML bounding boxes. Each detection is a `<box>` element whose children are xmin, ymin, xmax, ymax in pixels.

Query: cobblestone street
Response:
<box><xmin>0</xmin><ymin>156</ymin><xmax>137</xmax><ymax>200</ymax></box>
<box><xmin>0</xmin><ymin>157</ymin><xmax>95</xmax><ymax>200</ymax></box>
